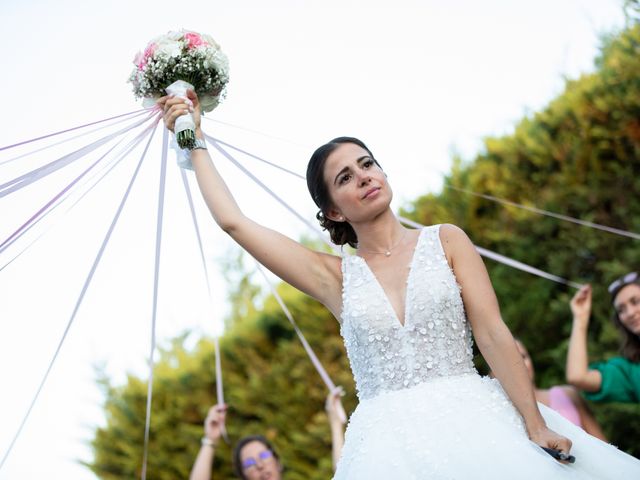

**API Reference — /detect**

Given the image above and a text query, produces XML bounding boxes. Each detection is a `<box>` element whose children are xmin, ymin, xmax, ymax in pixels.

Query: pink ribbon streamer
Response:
<box><xmin>255</xmin><ymin>263</ymin><xmax>346</xmax><ymax>423</ymax></box>
<box><xmin>207</xmin><ymin>135</ymin><xmax>305</xmax><ymax>179</ymax></box>
<box><xmin>0</xmin><ymin>108</ymin><xmax>149</xmax><ymax>152</ymax></box>
<box><xmin>0</xmin><ymin>130</ymin><xmax>145</xmax><ymax>272</ymax></box>
<box><xmin>203</xmin><ymin>116</ymin><xmax>311</xmax><ymax>150</ymax></box>
<box><xmin>0</xmin><ymin>110</ymin><xmax>158</xmax><ymax>198</ymax></box>
<box><xmin>206</xmin><ymin>135</ymin><xmax>339</xmax><ymax>254</ymax></box>
<box><xmin>0</xmin><ymin>134</ymin><xmax>126</xmax><ymax>266</ymax></box>
<box><xmin>398</xmin><ymin>216</ymin><xmax>582</xmax><ymax>289</ymax></box>
<box><xmin>0</xmin><ymin>117</ymin><xmax>159</xmax><ymax>256</ymax></box>
<box><xmin>444</xmin><ymin>184</ymin><xmax>640</xmax><ymax>241</ymax></box>
<box><xmin>0</xmin><ymin>119</ymin><xmax>160</xmax><ymax>472</ymax></box>
<box><xmin>140</xmin><ymin>127</ymin><xmax>168</xmax><ymax>480</ymax></box>
<box><xmin>178</xmin><ymin>169</ymin><xmax>227</xmax><ymax>442</ymax></box>
<box><xmin>0</xmin><ymin>109</ymin><xmax>150</xmax><ymax>167</ymax></box>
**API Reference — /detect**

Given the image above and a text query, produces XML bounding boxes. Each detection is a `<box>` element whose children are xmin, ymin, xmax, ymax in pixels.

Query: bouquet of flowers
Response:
<box><xmin>128</xmin><ymin>29</ymin><xmax>229</xmax><ymax>149</ymax></box>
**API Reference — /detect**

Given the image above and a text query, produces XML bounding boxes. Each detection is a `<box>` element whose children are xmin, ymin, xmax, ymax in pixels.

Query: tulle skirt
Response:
<box><xmin>333</xmin><ymin>373</ymin><xmax>640</xmax><ymax>479</ymax></box>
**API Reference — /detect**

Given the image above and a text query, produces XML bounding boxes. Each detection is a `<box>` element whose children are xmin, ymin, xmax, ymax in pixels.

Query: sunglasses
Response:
<box><xmin>608</xmin><ymin>271</ymin><xmax>639</xmax><ymax>295</ymax></box>
<box><xmin>241</xmin><ymin>450</ymin><xmax>274</xmax><ymax>470</ymax></box>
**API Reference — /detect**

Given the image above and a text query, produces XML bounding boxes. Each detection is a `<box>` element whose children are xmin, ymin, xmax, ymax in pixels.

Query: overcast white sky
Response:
<box><xmin>0</xmin><ymin>1</ymin><xmax>628</xmax><ymax>478</ymax></box>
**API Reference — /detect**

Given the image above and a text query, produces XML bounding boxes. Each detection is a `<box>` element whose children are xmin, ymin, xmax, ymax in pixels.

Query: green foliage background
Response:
<box><xmin>88</xmin><ymin>281</ymin><xmax>355</xmax><ymax>480</ymax></box>
<box><xmin>88</xmin><ymin>20</ymin><xmax>640</xmax><ymax>479</ymax></box>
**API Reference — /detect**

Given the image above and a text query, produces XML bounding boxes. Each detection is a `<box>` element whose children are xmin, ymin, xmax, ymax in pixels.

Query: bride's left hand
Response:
<box><xmin>529</xmin><ymin>426</ymin><xmax>573</xmax><ymax>463</ymax></box>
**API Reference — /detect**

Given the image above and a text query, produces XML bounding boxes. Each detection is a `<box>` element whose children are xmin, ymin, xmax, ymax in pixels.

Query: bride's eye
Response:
<box><xmin>339</xmin><ymin>173</ymin><xmax>352</xmax><ymax>184</ymax></box>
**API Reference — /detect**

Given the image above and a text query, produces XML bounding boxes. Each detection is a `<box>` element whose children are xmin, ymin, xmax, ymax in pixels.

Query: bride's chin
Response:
<box><xmin>359</xmin><ymin>204</ymin><xmax>393</xmax><ymax>222</ymax></box>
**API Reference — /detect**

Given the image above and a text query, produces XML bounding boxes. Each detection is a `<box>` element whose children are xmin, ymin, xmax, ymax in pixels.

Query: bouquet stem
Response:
<box><xmin>176</xmin><ymin>128</ymin><xmax>197</xmax><ymax>150</ymax></box>
<box><xmin>165</xmin><ymin>79</ymin><xmax>197</xmax><ymax>149</ymax></box>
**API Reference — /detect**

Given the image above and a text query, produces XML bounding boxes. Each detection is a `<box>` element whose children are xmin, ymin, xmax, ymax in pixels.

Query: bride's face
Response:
<box><xmin>322</xmin><ymin>142</ymin><xmax>392</xmax><ymax>223</ymax></box>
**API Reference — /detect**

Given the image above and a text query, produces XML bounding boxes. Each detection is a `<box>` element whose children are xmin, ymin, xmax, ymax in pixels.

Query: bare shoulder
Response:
<box><xmin>438</xmin><ymin>223</ymin><xmax>469</xmax><ymax>243</ymax></box>
<box><xmin>438</xmin><ymin>223</ymin><xmax>473</xmax><ymax>261</ymax></box>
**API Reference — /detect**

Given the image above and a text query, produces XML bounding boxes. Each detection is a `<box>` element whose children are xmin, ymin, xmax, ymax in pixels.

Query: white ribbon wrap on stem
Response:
<box><xmin>171</xmin><ymin>137</ymin><xmax>194</xmax><ymax>170</ymax></box>
<box><xmin>165</xmin><ymin>80</ymin><xmax>198</xmax><ymax>169</ymax></box>
<box><xmin>165</xmin><ymin>80</ymin><xmax>196</xmax><ymax>146</ymax></box>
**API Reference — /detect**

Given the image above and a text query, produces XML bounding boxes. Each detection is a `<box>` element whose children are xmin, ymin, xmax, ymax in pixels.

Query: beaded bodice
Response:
<box><xmin>340</xmin><ymin>225</ymin><xmax>476</xmax><ymax>400</ymax></box>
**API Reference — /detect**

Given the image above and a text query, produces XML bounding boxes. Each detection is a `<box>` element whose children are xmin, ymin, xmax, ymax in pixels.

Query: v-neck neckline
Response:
<box><xmin>354</xmin><ymin>228</ymin><xmax>424</xmax><ymax>328</ymax></box>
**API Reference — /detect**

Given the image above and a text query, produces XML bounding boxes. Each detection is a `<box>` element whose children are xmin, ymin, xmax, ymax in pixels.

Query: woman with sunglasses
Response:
<box><xmin>190</xmin><ymin>389</ymin><xmax>346</xmax><ymax>479</ymax></box>
<box><xmin>567</xmin><ymin>273</ymin><xmax>640</xmax><ymax>403</ymax></box>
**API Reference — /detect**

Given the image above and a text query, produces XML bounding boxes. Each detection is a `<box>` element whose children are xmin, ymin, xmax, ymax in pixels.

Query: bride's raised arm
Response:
<box><xmin>159</xmin><ymin>91</ymin><xmax>342</xmax><ymax>313</ymax></box>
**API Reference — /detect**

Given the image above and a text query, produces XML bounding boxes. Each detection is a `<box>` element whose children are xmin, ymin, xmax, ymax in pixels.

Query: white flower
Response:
<box><xmin>202</xmin><ymin>34</ymin><xmax>220</xmax><ymax>49</ymax></box>
<box><xmin>199</xmin><ymin>94</ymin><xmax>219</xmax><ymax>112</ymax></box>
<box><xmin>166</xmin><ymin>30</ymin><xmax>183</xmax><ymax>41</ymax></box>
<box><xmin>212</xmin><ymin>51</ymin><xmax>229</xmax><ymax>76</ymax></box>
<box><xmin>155</xmin><ymin>38</ymin><xmax>182</xmax><ymax>58</ymax></box>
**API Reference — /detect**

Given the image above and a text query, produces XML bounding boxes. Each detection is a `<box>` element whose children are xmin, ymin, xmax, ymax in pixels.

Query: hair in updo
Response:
<box><xmin>306</xmin><ymin>137</ymin><xmax>379</xmax><ymax>248</ymax></box>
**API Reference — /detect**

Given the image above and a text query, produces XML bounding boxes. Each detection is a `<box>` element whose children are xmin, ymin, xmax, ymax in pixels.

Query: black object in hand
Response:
<box><xmin>541</xmin><ymin>447</ymin><xmax>576</xmax><ymax>464</ymax></box>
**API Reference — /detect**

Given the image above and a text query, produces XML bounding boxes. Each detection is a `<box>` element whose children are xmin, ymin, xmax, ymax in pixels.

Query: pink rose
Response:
<box><xmin>184</xmin><ymin>32</ymin><xmax>206</xmax><ymax>49</ymax></box>
<box><xmin>136</xmin><ymin>42</ymin><xmax>157</xmax><ymax>69</ymax></box>
<box><xmin>143</xmin><ymin>42</ymin><xmax>157</xmax><ymax>60</ymax></box>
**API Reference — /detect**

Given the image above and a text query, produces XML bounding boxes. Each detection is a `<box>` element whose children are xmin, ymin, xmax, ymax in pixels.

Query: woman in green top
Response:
<box><xmin>566</xmin><ymin>272</ymin><xmax>640</xmax><ymax>402</ymax></box>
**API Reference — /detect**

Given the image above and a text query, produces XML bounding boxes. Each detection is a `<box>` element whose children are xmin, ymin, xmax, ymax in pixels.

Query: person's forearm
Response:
<box><xmin>330</xmin><ymin>420</ymin><xmax>345</xmax><ymax>472</ymax></box>
<box><xmin>566</xmin><ymin>320</ymin><xmax>590</xmax><ymax>387</ymax></box>
<box><xmin>190</xmin><ymin>444</ymin><xmax>215</xmax><ymax>480</ymax></box>
<box><xmin>191</xmin><ymin>129</ymin><xmax>245</xmax><ymax>233</ymax></box>
<box><xmin>479</xmin><ymin>324</ymin><xmax>546</xmax><ymax>435</ymax></box>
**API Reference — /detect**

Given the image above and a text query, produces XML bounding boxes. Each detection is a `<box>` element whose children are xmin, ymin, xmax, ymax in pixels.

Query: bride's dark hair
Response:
<box><xmin>306</xmin><ymin>137</ymin><xmax>379</xmax><ymax>248</ymax></box>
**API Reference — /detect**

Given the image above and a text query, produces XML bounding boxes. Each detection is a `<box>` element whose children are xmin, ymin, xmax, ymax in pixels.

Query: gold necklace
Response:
<box><xmin>357</xmin><ymin>229</ymin><xmax>408</xmax><ymax>257</ymax></box>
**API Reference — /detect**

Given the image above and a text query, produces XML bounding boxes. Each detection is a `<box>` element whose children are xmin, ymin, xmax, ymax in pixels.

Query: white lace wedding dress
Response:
<box><xmin>333</xmin><ymin>225</ymin><xmax>640</xmax><ymax>479</ymax></box>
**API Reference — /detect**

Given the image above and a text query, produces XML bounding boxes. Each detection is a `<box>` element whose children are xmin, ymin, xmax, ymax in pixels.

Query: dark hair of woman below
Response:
<box><xmin>306</xmin><ymin>137</ymin><xmax>380</xmax><ymax>248</ymax></box>
<box><xmin>611</xmin><ymin>279</ymin><xmax>640</xmax><ymax>363</ymax></box>
<box><xmin>232</xmin><ymin>435</ymin><xmax>281</xmax><ymax>479</ymax></box>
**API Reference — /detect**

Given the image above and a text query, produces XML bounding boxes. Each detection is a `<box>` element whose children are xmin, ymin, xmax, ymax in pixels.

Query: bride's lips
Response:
<box><xmin>362</xmin><ymin>187</ymin><xmax>380</xmax><ymax>199</ymax></box>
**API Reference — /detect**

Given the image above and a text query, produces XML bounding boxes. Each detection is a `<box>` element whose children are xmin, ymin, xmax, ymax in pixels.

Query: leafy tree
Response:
<box><xmin>88</xmin><ymin>281</ymin><xmax>355</xmax><ymax>479</ymax></box>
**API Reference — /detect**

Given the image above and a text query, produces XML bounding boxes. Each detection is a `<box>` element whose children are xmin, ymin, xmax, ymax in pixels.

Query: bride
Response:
<box><xmin>160</xmin><ymin>91</ymin><xmax>640</xmax><ymax>479</ymax></box>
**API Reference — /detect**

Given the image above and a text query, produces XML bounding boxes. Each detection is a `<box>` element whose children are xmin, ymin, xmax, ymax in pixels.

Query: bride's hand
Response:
<box><xmin>529</xmin><ymin>426</ymin><xmax>573</xmax><ymax>463</ymax></box>
<box><xmin>157</xmin><ymin>89</ymin><xmax>202</xmax><ymax>133</ymax></box>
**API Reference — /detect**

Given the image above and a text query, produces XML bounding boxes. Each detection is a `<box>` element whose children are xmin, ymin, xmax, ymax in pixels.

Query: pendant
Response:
<box><xmin>385</xmin><ymin>251</ymin><xmax>391</xmax><ymax>257</ymax></box>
